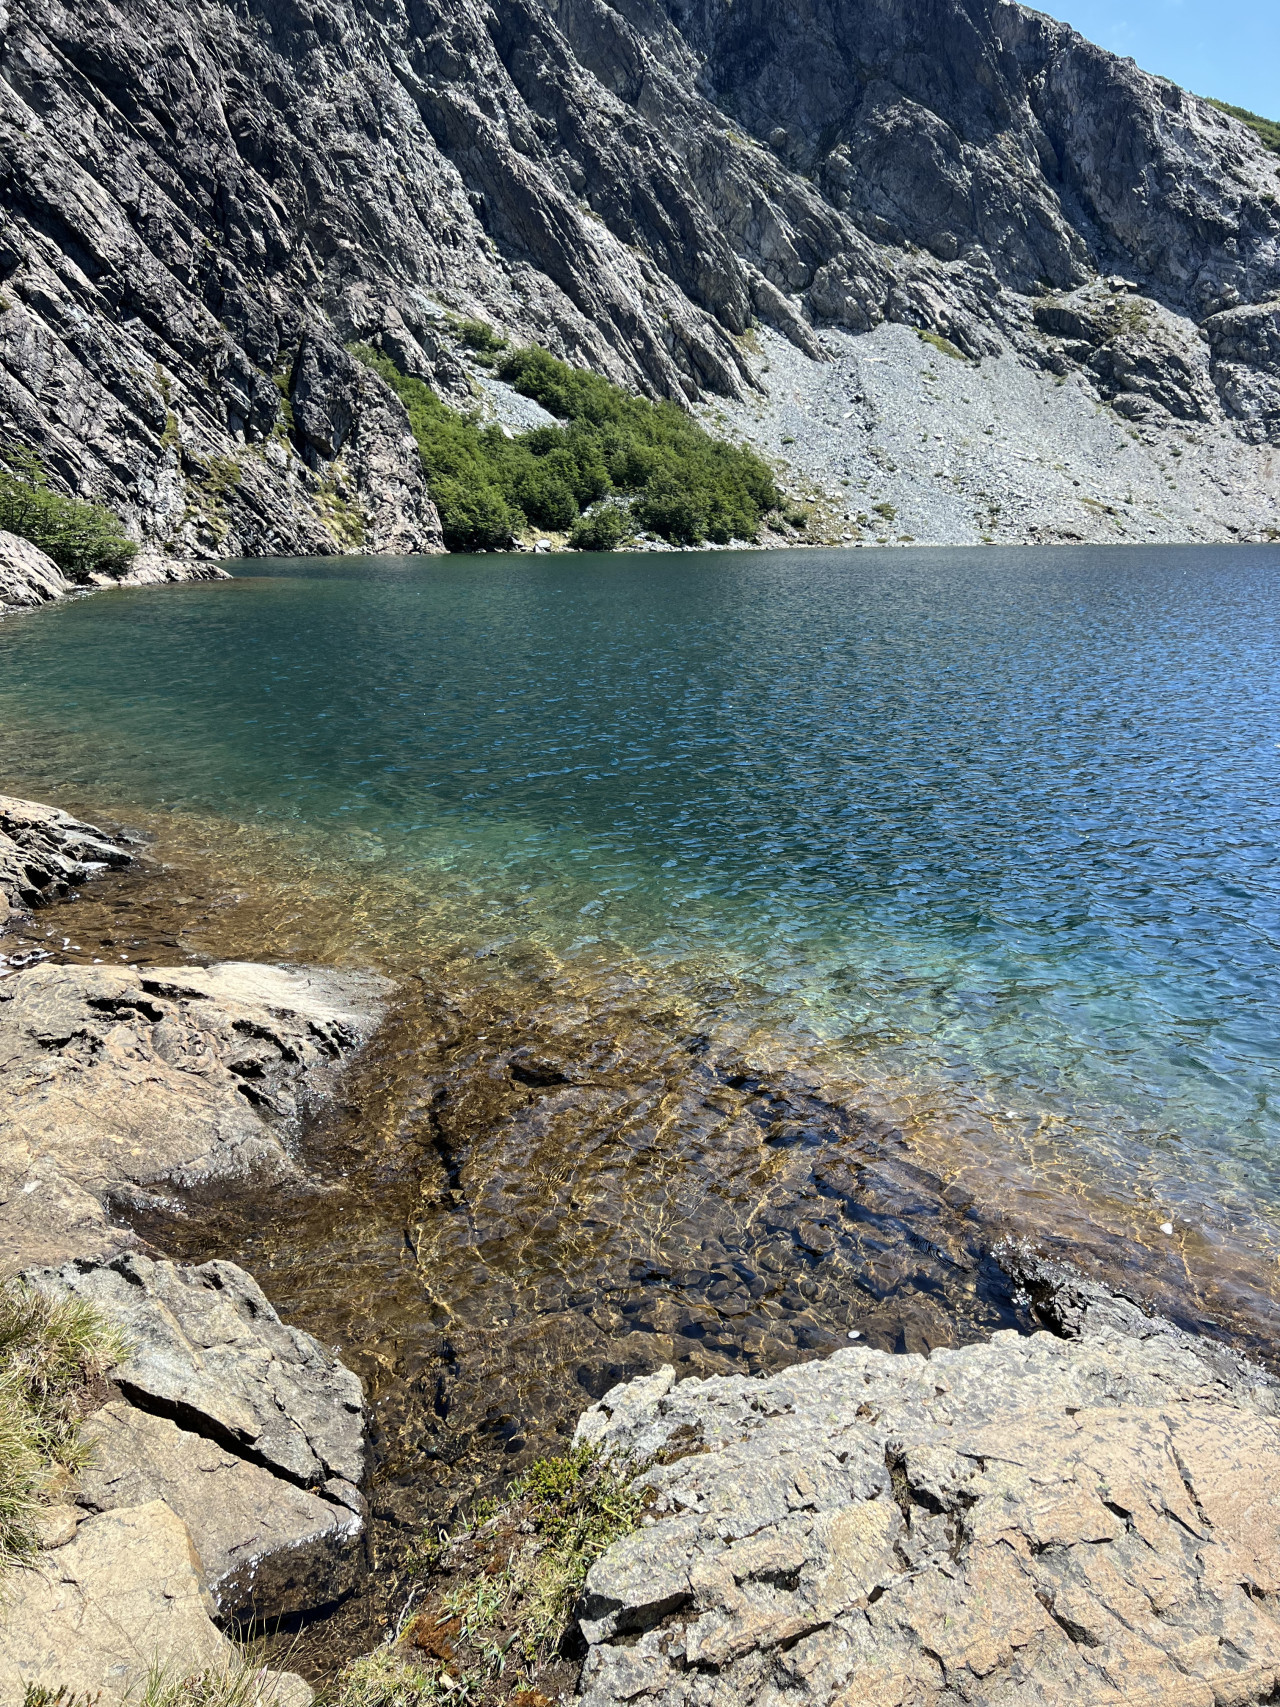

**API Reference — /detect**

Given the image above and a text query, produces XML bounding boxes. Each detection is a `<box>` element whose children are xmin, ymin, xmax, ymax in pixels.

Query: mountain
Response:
<box><xmin>1</xmin><ymin>0</ymin><xmax>1278</xmax><ymax>556</ymax></box>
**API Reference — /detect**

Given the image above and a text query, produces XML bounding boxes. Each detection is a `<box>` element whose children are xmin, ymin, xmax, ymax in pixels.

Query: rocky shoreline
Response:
<box><xmin>0</xmin><ymin>528</ymin><xmax>229</xmax><ymax>613</ymax></box>
<box><xmin>2</xmin><ymin>793</ymin><xmax>1280</xmax><ymax>1704</ymax></box>
<box><xmin>0</xmin><ymin>795</ymin><xmax>384</xmax><ymax>1701</ymax></box>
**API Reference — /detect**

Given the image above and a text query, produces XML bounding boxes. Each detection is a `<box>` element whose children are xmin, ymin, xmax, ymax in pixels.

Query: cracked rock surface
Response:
<box><xmin>37</xmin><ymin>1252</ymin><xmax>366</xmax><ymax>1489</ymax></box>
<box><xmin>573</xmin><ymin>1278</ymin><xmax>1280</xmax><ymax>1706</ymax></box>
<box><xmin>0</xmin><ymin>955</ymin><xmax>391</xmax><ymax>1273</ymax></box>
<box><xmin>0</xmin><ymin>791</ymin><xmax>133</xmax><ymax>926</ymax></box>
<box><xmin>77</xmin><ymin>1398</ymin><xmax>364</xmax><ymax>1621</ymax></box>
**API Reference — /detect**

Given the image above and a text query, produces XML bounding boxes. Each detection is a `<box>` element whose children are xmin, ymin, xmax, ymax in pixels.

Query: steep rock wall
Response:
<box><xmin>0</xmin><ymin>0</ymin><xmax>1277</xmax><ymax>554</ymax></box>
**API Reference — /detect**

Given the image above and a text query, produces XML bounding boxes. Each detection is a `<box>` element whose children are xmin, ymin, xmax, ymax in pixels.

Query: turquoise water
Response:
<box><xmin>2</xmin><ymin>544</ymin><xmax>1280</xmax><ymax>1260</ymax></box>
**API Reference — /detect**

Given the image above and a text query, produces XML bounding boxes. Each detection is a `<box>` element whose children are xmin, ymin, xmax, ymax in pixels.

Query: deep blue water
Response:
<box><xmin>2</xmin><ymin>544</ymin><xmax>1279</xmax><ymax>1248</ymax></box>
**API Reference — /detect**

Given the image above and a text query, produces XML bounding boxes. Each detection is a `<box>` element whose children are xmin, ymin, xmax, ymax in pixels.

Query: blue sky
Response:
<box><xmin>1034</xmin><ymin>0</ymin><xmax>1278</xmax><ymax>118</ymax></box>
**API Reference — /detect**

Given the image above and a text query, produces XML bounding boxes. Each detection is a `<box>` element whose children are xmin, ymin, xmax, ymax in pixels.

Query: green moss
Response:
<box><xmin>1206</xmin><ymin>98</ymin><xmax>1280</xmax><ymax>154</ymax></box>
<box><xmin>350</xmin><ymin>343</ymin><xmax>780</xmax><ymax>553</ymax></box>
<box><xmin>0</xmin><ymin>445</ymin><xmax>138</xmax><ymax>581</ymax></box>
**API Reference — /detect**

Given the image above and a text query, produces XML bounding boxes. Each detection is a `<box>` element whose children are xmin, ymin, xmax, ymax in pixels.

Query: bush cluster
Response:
<box><xmin>352</xmin><ymin>344</ymin><xmax>779</xmax><ymax>553</ymax></box>
<box><xmin>0</xmin><ymin>446</ymin><xmax>137</xmax><ymax>581</ymax></box>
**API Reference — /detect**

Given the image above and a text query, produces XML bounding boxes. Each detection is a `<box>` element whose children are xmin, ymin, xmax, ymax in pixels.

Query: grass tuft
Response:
<box><xmin>916</xmin><ymin>328</ymin><xmax>968</xmax><ymax>361</ymax></box>
<box><xmin>0</xmin><ymin>1280</ymin><xmax>125</xmax><ymax>1573</ymax></box>
<box><xmin>321</xmin><ymin>1644</ymin><xmax>459</xmax><ymax>1707</ymax></box>
<box><xmin>375</xmin><ymin>1446</ymin><xmax>646</xmax><ymax>1706</ymax></box>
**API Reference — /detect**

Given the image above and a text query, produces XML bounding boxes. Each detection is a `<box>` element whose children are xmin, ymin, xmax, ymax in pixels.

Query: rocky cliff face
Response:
<box><xmin>0</xmin><ymin>0</ymin><xmax>1277</xmax><ymax>555</ymax></box>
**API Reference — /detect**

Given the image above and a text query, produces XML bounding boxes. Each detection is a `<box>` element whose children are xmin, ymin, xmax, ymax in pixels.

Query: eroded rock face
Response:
<box><xmin>0</xmin><ymin>957</ymin><xmax>391</xmax><ymax>1272</ymax></box>
<box><xmin>1</xmin><ymin>0</ymin><xmax>1279</xmax><ymax>559</ymax></box>
<box><xmin>0</xmin><ymin>791</ymin><xmax>132</xmax><ymax>924</ymax></box>
<box><xmin>573</xmin><ymin>1301</ymin><xmax>1280</xmax><ymax>1706</ymax></box>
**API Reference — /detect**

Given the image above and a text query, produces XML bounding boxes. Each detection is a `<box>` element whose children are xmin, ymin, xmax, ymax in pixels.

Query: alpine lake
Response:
<box><xmin>2</xmin><ymin>542</ymin><xmax>1279</xmax><ymax>1648</ymax></box>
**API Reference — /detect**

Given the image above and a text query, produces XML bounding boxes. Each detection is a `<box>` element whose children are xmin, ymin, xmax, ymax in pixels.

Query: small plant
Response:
<box><xmin>323</xmin><ymin>1645</ymin><xmax>466</xmax><ymax>1707</ymax></box>
<box><xmin>0</xmin><ymin>446</ymin><xmax>137</xmax><ymax>582</ymax></box>
<box><xmin>917</xmin><ymin>328</ymin><xmax>968</xmax><ymax>361</ymax></box>
<box><xmin>0</xmin><ymin>1280</ymin><xmax>125</xmax><ymax>1573</ymax></box>
<box><xmin>22</xmin><ymin>1689</ymin><xmax>101</xmax><ymax>1707</ymax></box>
<box><xmin>388</xmin><ymin>1446</ymin><xmax>646</xmax><ymax>1704</ymax></box>
<box><xmin>872</xmin><ymin>501</ymin><xmax>897</xmax><ymax>522</ymax></box>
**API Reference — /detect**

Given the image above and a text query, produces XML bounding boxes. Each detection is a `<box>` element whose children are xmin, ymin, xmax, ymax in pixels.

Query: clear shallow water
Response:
<box><xmin>3</xmin><ymin>544</ymin><xmax>1280</xmax><ymax>1272</ymax></box>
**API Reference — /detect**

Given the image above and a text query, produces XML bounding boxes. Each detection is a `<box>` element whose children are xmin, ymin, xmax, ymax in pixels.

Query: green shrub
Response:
<box><xmin>569</xmin><ymin>504</ymin><xmax>630</xmax><ymax>551</ymax></box>
<box><xmin>456</xmin><ymin>319</ymin><xmax>507</xmax><ymax>356</ymax></box>
<box><xmin>351</xmin><ymin>343</ymin><xmax>780</xmax><ymax>553</ymax></box>
<box><xmin>0</xmin><ymin>446</ymin><xmax>137</xmax><ymax>581</ymax></box>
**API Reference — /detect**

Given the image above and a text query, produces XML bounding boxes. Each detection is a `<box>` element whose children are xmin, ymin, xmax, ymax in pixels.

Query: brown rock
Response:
<box><xmin>0</xmin><ymin>1499</ymin><xmax>231</xmax><ymax>1700</ymax></box>
<box><xmin>0</xmin><ymin>957</ymin><xmax>390</xmax><ymax>1274</ymax></box>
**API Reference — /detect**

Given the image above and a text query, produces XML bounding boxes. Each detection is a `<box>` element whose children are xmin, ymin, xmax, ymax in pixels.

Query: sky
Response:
<box><xmin>1033</xmin><ymin>0</ymin><xmax>1278</xmax><ymax>119</ymax></box>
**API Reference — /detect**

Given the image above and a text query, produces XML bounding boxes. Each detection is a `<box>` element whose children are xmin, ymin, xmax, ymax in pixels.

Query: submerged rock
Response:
<box><xmin>0</xmin><ymin>957</ymin><xmax>392</xmax><ymax>1273</ymax></box>
<box><xmin>573</xmin><ymin>1288</ymin><xmax>1280</xmax><ymax>1706</ymax></box>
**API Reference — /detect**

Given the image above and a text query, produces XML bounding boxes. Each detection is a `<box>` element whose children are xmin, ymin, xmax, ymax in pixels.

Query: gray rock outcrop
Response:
<box><xmin>572</xmin><ymin>1298</ymin><xmax>1280</xmax><ymax>1706</ymax></box>
<box><xmin>1</xmin><ymin>0</ymin><xmax>1278</xmax><ymax>554</ymax></box>
<box><xmin>0</xmin><ymin>957</ymin><xmax>391</xmax><ymax>1272</ymax></box>
<box><xmin>0</xmin><ymin>528</ymin><xmax>70</xmax><ymax>606</ymax></box>
<box><xmin>0</xmin><ymin>791</ymin><xmax>132</xmax><ymax>924</ymax></box>
<box><xmin>40</xmin><ymin>1252</ymin><xmax>366</xmax><ymax>1490</ymax></box>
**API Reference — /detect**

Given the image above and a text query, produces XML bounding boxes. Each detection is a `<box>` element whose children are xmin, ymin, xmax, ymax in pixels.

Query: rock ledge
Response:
<box><xmin>573</xmin><ymin>1274</ymin><xmax>1280</xmax><ymax>1707</ymax></box>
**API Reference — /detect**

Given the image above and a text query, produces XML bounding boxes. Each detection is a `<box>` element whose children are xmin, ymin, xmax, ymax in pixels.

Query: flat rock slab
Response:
<box><xmin>0</xmin><ymin>956</ymin><xmax>391</xmax><ymax>1273</ymax></box>
<box><xmin>78</xmin><ymin>1399</ymin><xmax>362</xmax><ymax>1620</ymax></box>
<box><xmin>0</xmin><ymin>791</ymin><xmax>132</xmax><ymax>923</ymax></box>
<box><xmin>0</xmin><ymin>1497</ymin><xmax>313</xmax><ymax>1704</ymax></box>
<box><xmin>0</xmin><ymin>1498</ymin><xmax>232</xmax><ymax>1698</ymax></box>
<box><xmin>36</xmin><ymin>1252</ymin><xmax>365</xmax><ymax>1488</ymax></box>
<box><xmin>574</xmin><ymin>1309</ymin><xmax>1280</xmax><ymax>1707</ymax></box>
